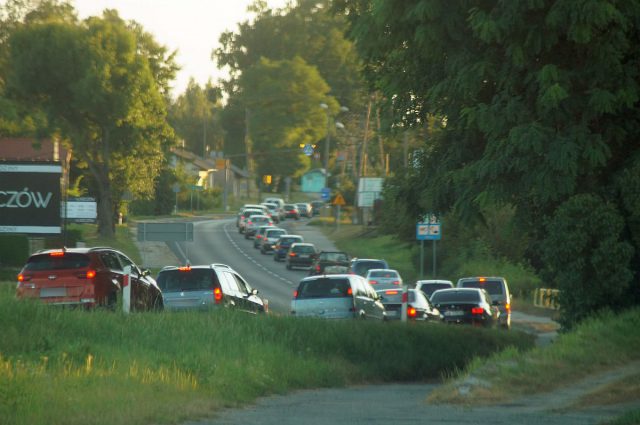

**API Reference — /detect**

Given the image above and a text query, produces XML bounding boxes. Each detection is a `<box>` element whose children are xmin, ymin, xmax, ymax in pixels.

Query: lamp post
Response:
<box><xmin>320</xmin><ymin>103</ymin><xmax>348</xmax><ymax>189</ymax></box>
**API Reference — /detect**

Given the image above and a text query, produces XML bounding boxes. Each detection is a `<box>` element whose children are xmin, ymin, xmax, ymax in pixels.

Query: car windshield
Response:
<box><xmin>296</xmin><ymin>278</ymin><xmax>351</xmax><ymax>299</ymax></box>
<box><xmin>431</xmin><ymin>290</ymin><xmax>481</xmax><ymax>304</ymax></box>
<box><xmin>157</xmin><ymin>269</ymin><xmax>218</xmax><ymax>292</ymax></box>
<box><xmin>459</xmin><ymin>280</ymin><xmax>504</xmax><ymax>296</ymax></box>
<box><xmin>24</xmin><ymin>253</ymin><xmax>91</xmax><ymax>271</ymax></box>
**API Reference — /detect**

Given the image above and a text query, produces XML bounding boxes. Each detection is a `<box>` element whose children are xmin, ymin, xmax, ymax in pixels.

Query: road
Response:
<box><xmin>155</xmin><ymin>216</ymin><xmax>631</xmax><ymax>425</ymax></box>
<box><xmin>167</xmin><ymin>216</ymin><xmax>336</xmax><ymax>314</ymax></box>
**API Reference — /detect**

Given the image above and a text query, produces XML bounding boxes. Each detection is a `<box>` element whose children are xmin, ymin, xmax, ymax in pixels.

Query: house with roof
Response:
<box><xmin>169</xmin><ymin>147</ymin><xmax>252</xmax><ymax>199</ymax></box>
<box><xmin>301</xmin><ymin>168</ymin><xmax>326</xmax><ymax>193</ymax></box>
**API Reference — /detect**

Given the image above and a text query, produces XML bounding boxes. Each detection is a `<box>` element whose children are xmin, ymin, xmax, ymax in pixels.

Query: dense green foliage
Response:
<box><xmin>0</xmin><ymin>235</ymin><xmax>29</xmax><ymax>267</ymax></box>
<box><xmin>340</xmin><ymin>0</ymin><xmax>640</xmax><ymax>328</ymax></box>
<box><xmin>0</xmin><ymin>284</ymin><xmax>532</xmax><ymax>425</ymax></box>
<box><xmin>2</xmin><ymin>2</ymin><xmax>176</xmax><ymax>238</ymax></box>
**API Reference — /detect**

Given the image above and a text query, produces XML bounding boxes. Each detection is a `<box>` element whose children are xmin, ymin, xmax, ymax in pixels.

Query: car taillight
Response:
<box><xmin>385</xmin><ymin>290</ymin><xmax>399</xmax><ymax>295</ymax></box>
<box><xmin>392</xmin><ymin>280</ymin><xmax>400</xmax><ymax>285</ymax></box>
<box><xmin>289</xmin><ymin>252</ymin><xmax>296</xmax><ymax>257</ymax></box>
<box><xmin>17</xmin><ymin>273</ymin><xmax>27</xmax><ymax>282</ymax></box>
<box><xmin>49</xmin><ymin>251</ymin><xmax>64</xmax><ymax>257</ymax></box>
<box><xmin>214</xmin><ymin>287</ymin><xmax>223</xmax><ymax>303</ymax></box>
<box><xmin>408</xmin><ymin>306</ymin><xmax>417</xmax><ymax>317</ymax></box>
<box><xmin>315</xmin><ymin>265</ymin><xmax>321</xmax><ymax>272</ymax></box>
<box><xmin>369</xmin><ymin>280</ymin><xmax>377</xmax><ymax>285</ymax></box>
<box><xmin>293</xmin><ymin>290</ymin><xmax>298</xmax><ymax>298</ymax></box>
<box><xmin>86</xmin><ymin>270</ymin><xmax>96</xmax><ymax>279</ymax></box>
<box><xmin>178</xmin><ymin>265</ymin><xmax>191</xmax><ymax>271</ymax></box>
<box><xmin>347</xmin><ymin>287</ymin><xmax>353</xmax><ymax>295</ymax></box>
<box><xmin>471</xmin><ymin>307</ymin><xmax>484</xmax><ymax>315</ymax></box>
<box><xmin>505</xmin><ymin>302</ymin><xmax>511</xmax><ymax>312</ymax></box>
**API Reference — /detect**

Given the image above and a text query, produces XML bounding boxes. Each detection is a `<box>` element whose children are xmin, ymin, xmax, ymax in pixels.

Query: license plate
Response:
<box><xmin>40</xmin><ymin>287</ymin><xmax>67</xmax><ymax>298</ymax></box>
<box><xmin>444</xmin><ymin>310</ymin><xmax>464</xmax><ymax>317</ymax></box>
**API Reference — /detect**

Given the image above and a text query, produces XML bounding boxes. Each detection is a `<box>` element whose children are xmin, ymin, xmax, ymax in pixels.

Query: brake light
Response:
<box><xmin>479</xmin><ymin>277</ymin><xmax>486</xmax><ymax>282</ymax></box>
<box><xmin>347</xmin><ymin>287</ymin><xmax>353</xmax><ymax>295</ymax></box>
<box><xmin>293</xmin><ymin>290</ymin><xmax>298</xmax><ymax>298</ymax></box>
<box><xmin>178</xmin><ymin>266</ymin><xmax>191</xmax><ymax>271</ymax></box>
<box><xmin>86</xmin><ymin>270</ymin><xmax>96</xmax><ymax>279</ymax></box>
<box><xmin>289</xmin><ymin>252</ymin><xmax>297</xmax><ymax>257</ymax></box>
<box><xmin>315</xmin><ymin>265</ymin><xmax>321</xmax><ymax>272</ymax></box>
<box><xmin>49</xmin><ymin>251</ymin><xmax>64</xmax><ymax>257</ymax></box>
<box><xmin>214</xmin><ymin>287</ymin><xmax>222</xmax><ymax>303</ymax></box>
<box><xmin>385</xmin><ymin>290</ymin><xmax>399</xmax><ymax>295</ymax></box>
<box><xmin>392</xmin><ymin>280</ymin><xmax>400</xmax><ymax>285</ymax></box>
<box><xmin>505</xmin><ymin>302</ymin><xmax>511</xmax><ymax>312</ymax></box>
<box><xmin>408</xmin><ymin>306</ymin><xmax>417</xmax><ymax>317</ymax></box>
<box><xmin>369</xmin><ymin>280</ymin><xmax>377</xmax><ymax>285</ymax></box>
<box><xmin>17</xmin><ymin>274</ymin><xmax>25</xmax><ymax>282</ymax></box>
<box><xmin>471</xmin><ymin>307</ymin><xmax>484</xmax><ymax>315</ymax></box>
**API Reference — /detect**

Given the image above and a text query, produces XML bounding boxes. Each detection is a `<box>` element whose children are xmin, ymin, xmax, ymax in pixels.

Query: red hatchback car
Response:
<box><xmin>16</xmin><ymin>247</ymin><xmax>163</xmax><ymax>311</ymax></box>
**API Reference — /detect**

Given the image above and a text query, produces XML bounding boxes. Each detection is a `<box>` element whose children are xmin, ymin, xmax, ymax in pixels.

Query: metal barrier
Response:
<box><xmin>533</xmin><ymin>288</ymin><xmax>560</xmax><ymax>310</ymax></box>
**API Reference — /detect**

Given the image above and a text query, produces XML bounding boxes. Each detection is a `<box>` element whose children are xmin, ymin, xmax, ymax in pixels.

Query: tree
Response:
<box><xmin>341</xmin><ymin>0</ymin><xmax>640</xmax><ymax>326</ymax></box>
<box><xmin>169</xmin><ymin>79</ymin><xmax>224</xmax><ymax>157</ymax></box>
<box><xmin>7</xmin><ymin>10</ymin><xmax>174</xmax><ymax>237</ymax></box>
<box><xmin>239</xmin><ymin>56</ymin><xmax>336</xmax><ymax>186</ymax></box>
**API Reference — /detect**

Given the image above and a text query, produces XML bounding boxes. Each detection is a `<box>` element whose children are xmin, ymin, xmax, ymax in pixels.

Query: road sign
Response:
<box><xmin>172</xmin><ymin>183</ymin><xmax>181</xmax><ymax>193</ymax></box>
<box><xmin>321</xmin><ymin>187</ymin><xmax>331</xmax><ymax>201</ymax></box>
<box><xmin>137</xmin><ymin>222</ymin><xmax>194</xmax><ymax>242</ymax></box>
<box><xmin>333</xmin><ymin>193</ymin><xmax>346</xmax><ymax>206</ymax></box>
<box><xmin>302</xmin><ymin>144</ymin><xmax>314</xmax><ymax>156</ymax></box>
<box><xmin>188</xmin><ymin>184</ymin><xmax>204</xmax><ymax>191</ymax></box>
<box><xmin>416</xmin><ymin>222</ymin><xmax>441</xmax><ymax>240</ymax></box>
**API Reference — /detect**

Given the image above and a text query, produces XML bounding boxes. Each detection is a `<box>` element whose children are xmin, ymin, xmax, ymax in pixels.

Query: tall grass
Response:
<box><xmin>428</xmin><ymin>307</ymin><xmax>640</xmax><ymax>404</ymax></box>
<box><xmin>0</xmin><ymin>283</ymin><xmax>533</xmax><ymax>425</ymax></box>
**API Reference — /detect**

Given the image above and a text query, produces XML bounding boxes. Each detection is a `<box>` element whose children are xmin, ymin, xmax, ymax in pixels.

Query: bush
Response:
<box><xmin>0</xmin><ymin>235</ymin><xmax>29</xmax><ymax>267</ymax></box>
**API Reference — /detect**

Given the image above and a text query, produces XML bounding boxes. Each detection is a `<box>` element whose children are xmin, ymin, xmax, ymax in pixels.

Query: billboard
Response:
<box><xmin>63</xmin><ymin>197</ymin><xmax>97</xmax><ymax>223</ymax></box>
<box><xmin>357</xmin><ymin>177</ymin><xmax>384</xmax><ymax>207</ymax></box>
<box><xmin>0</xmin><ymin>162</ymin><xmax>62</xmax><ymax>234</ymax></box>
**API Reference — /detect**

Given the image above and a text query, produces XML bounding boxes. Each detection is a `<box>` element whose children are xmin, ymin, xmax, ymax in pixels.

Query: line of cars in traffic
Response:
<box><xmin>15</xmin><ymin>201</ymin><xmax>511</xmax><ymax>328</ymax></box>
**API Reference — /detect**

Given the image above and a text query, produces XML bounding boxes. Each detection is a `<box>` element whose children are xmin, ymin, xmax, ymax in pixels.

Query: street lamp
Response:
<box><xmin>320</xmin><ymin>103</ymin><xmax>348</xmax><ymax>188</ymax></box>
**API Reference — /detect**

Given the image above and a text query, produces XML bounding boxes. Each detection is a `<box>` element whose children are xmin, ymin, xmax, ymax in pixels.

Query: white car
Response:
<box><xmin>244</xmin><ymin>215</ymin><xmax>273</xmax><ymax>238</ymax></box>
<box><xmin>365</xmin><ymin>269</ymin><xmax>403</xmax><ymax>289</ymax></box>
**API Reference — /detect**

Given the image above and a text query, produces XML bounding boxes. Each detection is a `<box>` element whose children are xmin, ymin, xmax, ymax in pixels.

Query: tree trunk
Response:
<box><xmin>87</xmin><ymin>127</ymin><xmax>115</xmax><ymax>238</ymax></box>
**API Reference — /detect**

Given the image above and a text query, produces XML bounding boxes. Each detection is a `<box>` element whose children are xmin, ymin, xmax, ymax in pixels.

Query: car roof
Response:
<box><xmin>366</xmin><ymin>268</ymin><xmax>398</xmax><ymax>274</ymax></box>
<box><xmin>432</xmin><ymin>287</ymin><xmax>484</xmax><ymax>295</ymax></box>
<box><xmin>159</xmin><ymin>263</ymin><xmax>234</xmax><ymax>272</ymax></box>
<box><xmin>33</xmin><ymin>247</ymin><xmax>114</xmax><ymax>255</ymax></box>
<box><xmin>291</xmin><ymin>242</ymin><xmax>315</xmax><ymax>247</ymax></box>
<box><xmin>416</xmin><ymin>280</ymin><xmax>453</xmax><ymax>285</ymax></box>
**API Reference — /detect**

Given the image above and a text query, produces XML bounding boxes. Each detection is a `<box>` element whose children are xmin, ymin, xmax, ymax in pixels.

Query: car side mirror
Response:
<box><xmin>251</xmin><ymin>288</ymin><xmax>259</xmax><ymax>295</ymax></box>
<box><xmin>141</xmin><ymin>268</ymin><xmax>151</xmax><ymax>277</ymax></box>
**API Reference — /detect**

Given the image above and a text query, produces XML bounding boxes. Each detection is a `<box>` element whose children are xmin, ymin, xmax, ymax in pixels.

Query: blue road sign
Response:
<box><xmin>416</xmin><ymin>222</ymin><xmax>441</xmax><ymax>240</ymax></box>
<box><xmin>321</xmin><ymin>187</ymin><xmax>331</xmax><ymax>201</ymax></box>
<box><xmin>303</xmin><ymin>144</ymin><xmax>314</xmax><ymax>156</ymax></box>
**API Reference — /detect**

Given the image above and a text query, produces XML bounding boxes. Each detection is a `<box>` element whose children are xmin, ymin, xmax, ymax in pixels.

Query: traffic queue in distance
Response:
<box><xmin>237</xmin><ymin>200</ymin><xmax>512</xmax><ymax>328</ymax></box>
<box><xmin>14</xmin><ymin>198</ymin><xmax>511</xmax><ymax>328</ymax></box>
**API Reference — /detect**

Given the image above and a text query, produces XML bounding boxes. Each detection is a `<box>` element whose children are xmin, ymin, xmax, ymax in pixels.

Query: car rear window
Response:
<box><xmin>369</xmin><ymin>270</ymin><xmax>398</xmax><ymax>278</ymax></box>
<box><xmin>431</xmin><ymin>290</ymin><xmax>481</xmax><ymax>304</ymax></box>
<box><xmin>321</xmin><ymin>252</ymin><xmax>348</xmax><ymax>261</ymax></box>
<box><xmin>24</xmin><ymin>253</ymin><xmax>91</xmax><ymax>271</ymax></box>
<box><xmin>419</xmin><ymin>283</ymin><xmax>452</xmax><ymax>297</ymax></box>
<box><xmin>353</xmin><ymin>261</ymin><xmax>386</xmax><ymax>275</ymax></box>
<box><xmin>296</xmin><ymin>278</ymin><xmax>351</xmax><ymax>299</ymax></box>
<box><xmin>266</xmin><ymin>230</ymin><xmax>286</xmax><ymax>238</ymax></box>
<box><xmin>459</xmin><ymin>280</ymin><xmax>504</xmax><ymax>296</ymax></box>
<box><xmin>157</xmin><ymin>269</ymin><xmax>219</xmax><ymax>292</ymax></box>
<box><xmin>293</xmin><ymin>245</ymin><xmax>315</xmax><ymax>254</ymax></box>
<box><xmin>281</xmin><ymin>237</ymin><xmax>302</xmax><ymax>244</ymax></box>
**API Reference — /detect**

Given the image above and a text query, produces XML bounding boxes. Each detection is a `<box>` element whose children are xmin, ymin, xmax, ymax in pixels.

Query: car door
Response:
<box><xmin>363</xmin><ymin>279</ymin><xmax>386</xmax><ymax>320</ymax></box>
<box><xmin>116</xmin><ymin>251</ymin><xmax>150</xmax><ymax>311</ymax></box>
<box><xmin>98</xmin><ymin>249</ymin><xmax>124</xmax><ymax>302</ymax></box>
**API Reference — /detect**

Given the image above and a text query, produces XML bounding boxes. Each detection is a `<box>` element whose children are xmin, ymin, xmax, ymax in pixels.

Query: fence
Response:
<box><xmin>533</xmin><ymin>288</ymin><xmax>560</xmax><ymax>310</ymax></box>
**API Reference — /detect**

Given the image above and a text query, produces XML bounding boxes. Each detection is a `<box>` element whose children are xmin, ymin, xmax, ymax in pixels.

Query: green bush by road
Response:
<box><xmin>0</xmin><ymin>283</ymin><xmax>533</xmax><ymax>425</ymax></box>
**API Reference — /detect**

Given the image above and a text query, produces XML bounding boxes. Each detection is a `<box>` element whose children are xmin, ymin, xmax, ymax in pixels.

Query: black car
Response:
<box><xmin>430</xmin><ymin>288</ymin><xmax>499</xmax><ymax>327</ymax></box>
<box><xmin>157</xmin><ymin>264</ymin><xmax>266</xmax><ymax>313</ymax></box>
<box><xmin>376</xmin><ymin>288</ymin><xmax>441</xmax><ymax>321</ymax></box>
<box><xmin>285</xmin><ymin>243</ymin><xmax>318</xmax><ymax>270</ymax></box>
<box><xmin>309</xmin><ymin>251</ymin><xmax>351</xmax><ymax>275</ymax></box>
<box><xmin>310</xmin><ymin>200</ymin><xmax>325</xmax><ymax>216</ymax></box>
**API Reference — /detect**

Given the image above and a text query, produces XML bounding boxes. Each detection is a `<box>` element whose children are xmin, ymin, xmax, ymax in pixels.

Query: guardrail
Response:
<box><xmin>533</xmin><ymin>288</ymin><xmax>560</xmax><ymax>310</ymax></box>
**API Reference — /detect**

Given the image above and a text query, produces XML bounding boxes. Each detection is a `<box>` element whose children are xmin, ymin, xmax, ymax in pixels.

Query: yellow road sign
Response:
<box><xmin>333</xmin><ymin>193</ymin><xmax>346</xmax><ymax>206</ymax></box>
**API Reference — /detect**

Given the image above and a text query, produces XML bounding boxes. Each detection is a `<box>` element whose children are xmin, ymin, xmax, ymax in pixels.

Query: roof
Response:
<box><xmin>170</xmin><ymin>147</ymin><xmax>250</xmax><ymax>178</ymax></box>
<box><xmin>0</xmin><ymin>138</ymin><xmax>69</xmax><ymax>162</ymax></box>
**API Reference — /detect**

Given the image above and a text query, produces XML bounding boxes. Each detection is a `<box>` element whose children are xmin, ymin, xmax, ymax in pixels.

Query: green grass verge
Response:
<box><xmin>0</xmin><ymin>283</ymin><xmax>533</xmax><ymax>425</ymax></box>
<box><xmin>427</xmin><ymin>307</ymin><xmax>640</xmax><ymax>405</ymax></box>
<box><xmin>605</xmin><ymin>409</ymin><xmax>640</xmax><ymax>425</ymax></box>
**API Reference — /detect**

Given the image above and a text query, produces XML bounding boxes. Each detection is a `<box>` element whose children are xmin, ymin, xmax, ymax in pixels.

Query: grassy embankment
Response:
<box><xmin>0</xmin><ymin>283</ymin><xmax>533</xmax><ymax>425</ymax></box>
<box><xmin>426</xmin><ymin>308</ymin><xmax>640</xmax><ymax>407</ymax></box>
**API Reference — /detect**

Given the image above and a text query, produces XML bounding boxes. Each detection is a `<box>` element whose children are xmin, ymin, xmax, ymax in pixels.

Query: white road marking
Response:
<box><xmin>221</xmin><ymin>222</ymin><xmax>295</xmax><ymax>286</ymax></box>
